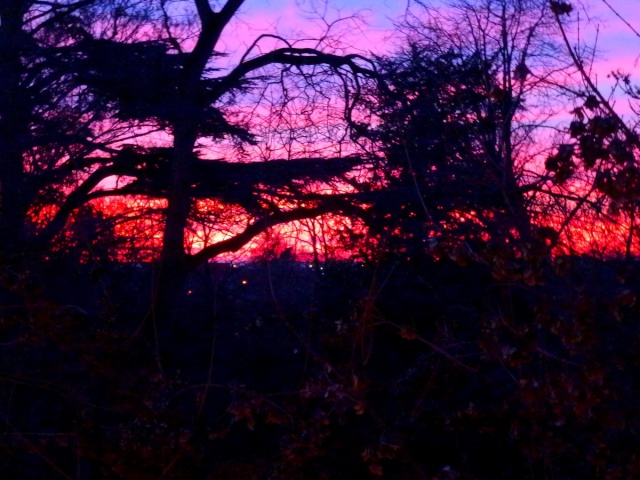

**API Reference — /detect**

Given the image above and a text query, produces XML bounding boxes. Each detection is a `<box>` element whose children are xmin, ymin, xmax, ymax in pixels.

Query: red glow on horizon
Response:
<box><xmin>39</xmin><ymin>188</ymin><xmax>639</xmax><ymax>265</ymax></box>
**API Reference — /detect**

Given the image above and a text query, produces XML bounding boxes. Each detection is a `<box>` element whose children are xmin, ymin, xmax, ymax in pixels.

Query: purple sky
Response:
<box><xmin>575</xmin><ymin>0</ymin><xmax>640</xmax><ymax>72</ymax></box>
<box><xmin>563</xmin><ymin>0</ymin><xmax>640</xmax><ymax>116</ymax></box>
<box><xmin>217</xmin><ymin>0</ymin><xmax>404</xmax><ymax>60</ymax></box>
<box><xmin>223</xmin><ymin>0</ymin><xmax>640</xmax><ymax>72</ymax></box>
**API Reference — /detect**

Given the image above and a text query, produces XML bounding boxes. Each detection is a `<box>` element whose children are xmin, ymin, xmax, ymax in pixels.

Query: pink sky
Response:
<box><xmin>213</xmin><ymin>0</ymin><xmax>640</xmax><ymax>260</ymax></box>
<box><xmin>217</xmin><ymin>0</ymin><xmax>404</xmax><ymax>62</ymax></box>
<box><xmin>94</xmin><ymin>1</ymin><xmax>640</xmax><ymax>259</ymax></box>
<box><xmin>573</xmin><ymin>1</ymin><xmax>640</xmax><ymax>81</ymax></box>
<box><xmin>216</xmin><ymin>1</ymin><xmax>640</xmax><ymax>78</ymax></box>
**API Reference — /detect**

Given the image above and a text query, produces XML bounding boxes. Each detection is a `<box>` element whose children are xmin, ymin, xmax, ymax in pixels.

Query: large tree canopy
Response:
<box><xmin>0</xmin><ymin>1</ymin><xmax>381</xmax><ymax>322</ymax></box>
<box><xmin>354</xmin><ymin>0</ymin><xmax>573</xmax><ymax>275</ymax></box>
<box><xmin>364</xmin><ymin>48</ymin><xmax>519</xmax><ymax>258</ymax></box>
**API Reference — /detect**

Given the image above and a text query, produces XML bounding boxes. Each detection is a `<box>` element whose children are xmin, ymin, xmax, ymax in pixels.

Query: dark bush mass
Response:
<box><xmin>2</xmin><ymin>257</ymin><xmax>640</xmax><ymax>479</ymax></box>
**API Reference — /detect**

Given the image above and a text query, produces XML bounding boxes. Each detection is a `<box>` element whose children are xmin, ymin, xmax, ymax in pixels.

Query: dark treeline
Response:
<box><xmin>4</xmin><ymin>256</ymin><xmax>640</xmax><ymax>478</ymax></box>
<box><xmin>2</xmin><ymin>0</ymin><xmax>640</xmax><ymax>478</ymax></box>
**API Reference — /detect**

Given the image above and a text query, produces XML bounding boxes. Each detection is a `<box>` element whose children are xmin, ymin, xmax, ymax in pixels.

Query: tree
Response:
<box><xmin>63</xmin><ymin>1</ymin><xmax>378</xmax><ymax>317</ymax></box>
<box><xmin>0</xmin><ymin>0</ymin><xmax>377</xmax><ymax>309</ymax></box>
<box><xmin>357</xmin><ymin>0</ymin><xmax>571</xmax><ymax>272</ymax></box>
<box><xmin>0</xmin><ymin>0</ymin><xmax>167</xmax><ymax>267</ymax></box>
<box><xmin>544</xmin><ymin>0</ymin><xmax>640</xmax><ymax>258</ymax></box>
<box><xmin>363</xmin><ymin>49</ymin><xmax>518</xmax><ymax>261</ymax></box>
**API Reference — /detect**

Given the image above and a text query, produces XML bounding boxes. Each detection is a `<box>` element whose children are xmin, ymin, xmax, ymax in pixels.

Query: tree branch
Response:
<box><xmin>553</xmin><ymin>8</ymin><xmax>639</xmax><ymax>145</ymax></box>
<box><xmin>186</xmin><ymin>201</ymin><xmax>357</xmax><ymax>268</ymax></box>
<box><xmin>37</xmin><ymin>165</ymin><xmax>123</xmax><ymax>245</ymax></box>
<box><xmin>194</xmin><ymin>0</ymin><xmax>215</xmax><ymax>24</ymax></box>
<box><xmin>187</xmin><ymin>0</ymin><xmax>244</xmax><ymax>80</ymax></box>
<box><xmin>212</xmin><ymin>47</ymin><xmax>377</xmax><ymax>101</ymax></box>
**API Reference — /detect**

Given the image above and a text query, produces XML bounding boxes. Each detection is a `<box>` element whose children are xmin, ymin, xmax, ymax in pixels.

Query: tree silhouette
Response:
<box><xmin>358</xmin><ymin>0</ymin><xmax>570</xmax><ymax>272</ymax></box>
<box><xmin>546</xmin><ymin>0</ymin><xmax>640</xmax><ymax>258</ymax></box>
<box><xmin>0</xmin><ymin>1</ymin><xmax>165</xmax><ymax>264</ymax></box>
<box><xmin>60</xmin><ymin>1</ymin><xmax>377</xmax><ymax>316</ymax></box>
<box><xmin>0</xmin><ymin>1</ymin><xmax>377</xmax><ymax>312</ymax></box>
<box><xmin>363</xmin><ymin>49</ymin><xmax>517</xmax><ymax>261</ymax></box>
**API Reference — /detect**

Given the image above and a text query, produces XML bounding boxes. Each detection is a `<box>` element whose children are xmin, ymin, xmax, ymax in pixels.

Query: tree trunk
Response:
<box><xmin>150</xmin><ymin>0</ymin><xmax>244</xmax><ymax>322</ymax></box>
<box><xmin>153</xmin><ymin>121</ymin><xmax>197</xmax><ymax>323</ymax></box>
<box><xmin>0</xmin><ymin>3</ymin><xmax>30</xmax><ymax>258</ymax></box>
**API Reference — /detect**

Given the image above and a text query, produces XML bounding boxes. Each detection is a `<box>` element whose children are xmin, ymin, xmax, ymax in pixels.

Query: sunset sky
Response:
<box><xmin>223</xmin><ymin>0</ymin><xmax>640</xmax><ymax>82</ymax></box>
<box><xmin>570</xmin><ymin>0</ymin><xmax>640</xmax><ymax>102</ymax></box>
<box><xmin>215</xmin><ymin>0</ymin><xmax>640</xmax><ymax>258</ymax></box>
<box><xmin>218</xmin><ymin>0</ymin><xmax>403</xmax><ymax>58</ymax></box>
<box><xmin>94</xmin><ymin>0</ymin><xmax>640</xmax><ymax>259</ymax></box>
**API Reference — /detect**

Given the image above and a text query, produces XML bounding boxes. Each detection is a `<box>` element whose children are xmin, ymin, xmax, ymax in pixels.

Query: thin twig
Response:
<box><xmin>601</xmin><ymin>0</ymin><xmax>640</xmax><ymax>40</ymax></box>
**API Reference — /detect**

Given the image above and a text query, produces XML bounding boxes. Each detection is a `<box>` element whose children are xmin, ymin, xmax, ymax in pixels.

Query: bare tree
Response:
<box><xmin>356</xmin><ymin>0</ymin><xmax>577</xmax><ymax>274</ymax></box>
<box><xmin>67</xmin><ymin>1</ymin><xmax>378</xmax><ymax>317</ymax></box>
<box><xmin>0</xmin><ymin>0</ymin><xmax>169</xmax><ymax>265</ymax></box>
<box><xmin>545</xmin><ymin>0</ymin><xmax>640</xmax><ymax>258</ymax></box>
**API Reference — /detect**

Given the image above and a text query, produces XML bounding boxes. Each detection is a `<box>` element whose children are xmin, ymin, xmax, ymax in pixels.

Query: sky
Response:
<box><xmin>221</xmin><ymin>0</ymin><xmax>640</xmax><ymax>257</ymax></box>
<box><xmin>570</xmin><ymin>1</ymin><xmax>640</xmax><ymax>93</ymax></box>
<box><xmin>217</xmin><ymin>0</ymin><xmax>405</xmax><ymax>60</ymax></box>
<box><xmin>196</xmin><ymin>0</ymin><xmax>640</xmax><ymax>163</ymax></box>
<box><xmin>208</xmin><ymin>0</ymin><xmax>640</xmax><ymax>134</ymax></box>
<box><xmin>220</xmin><ymin>0</ymin><xmax>640</xmax><ymax>80</ymax></box>
<box><xmin>96</xmin><ymin>0</ymin><xmax>640</xmax><ymax>258</ymax></box>
<box><xmin>212</xmin><ymin>0</ymin><xmax>640</xmax><ymax>260</ymax></box>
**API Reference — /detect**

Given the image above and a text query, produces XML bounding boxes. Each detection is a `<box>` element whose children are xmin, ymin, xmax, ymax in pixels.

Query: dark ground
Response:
<box><xmin>1</xmin><ymin>256</ymin><xmax>640</xmax><ymax>479</ymax></box>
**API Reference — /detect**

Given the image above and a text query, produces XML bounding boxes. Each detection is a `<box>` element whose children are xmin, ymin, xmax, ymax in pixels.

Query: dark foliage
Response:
<box><xmin>363</xmin><ymin>47</ymin><xmax>534</xmax><ymax>262</ymax></box>
<box><xmin>2</xmin><ymin>257</ymin><xmax>640</xmax><ymax>478</ymax></box>
<box><xmin>74</xmin><ymin>38</ymin><xmax>254</xmax><ymax>141</ymax></box>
